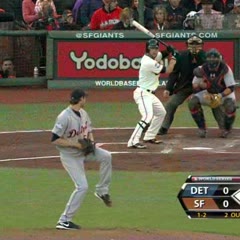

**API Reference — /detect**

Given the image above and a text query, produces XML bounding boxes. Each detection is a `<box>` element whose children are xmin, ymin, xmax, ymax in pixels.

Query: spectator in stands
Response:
<box><xmin>54</xmin><ymin>0</ymin><xmax>75</xmax><ymax>15</ymax></box>
<box><xmin>77</xmin><ymin>0</ymin><xmax>102</xmax><ymax>28</ymax></box>
<box><xmin>196</xmin><ymin>0</ymin><xmax>223</xmax><ymax>29</ymax></box>
<box><xmin>0</xmin><ymin>58</ymin><xmax>16</xmax><ymax>78</ymax></box>
<box><xmin>34</xmin><ymin>0</ymin><xmax>61</xmax><ymax>30</ymax></box>
<box><xmin>182</xmin><ymin>0</ymin><xmax>202</xmax><ymax>12</ymax></box>
<box><xmin>213</xmin><ymin>0</ymin><xmax>234</xmax><ymax>14</ymax></box>
<box><xmin>118</xmin><ymin>0</ymin><xmax>131</xmax><ymax>8</ymax></box>
<box><xmin>149</xmin><ymin>5</ymin><xmax>170</xmax><ymax>29</ymax></box>
<box><xmin>35</xmin><ymin>0</ymin><xmax>59</xmax><ymax>18</ymax></box>
<box><xmin>22</xmin><ymin>0</ymin><xmax>43</xmax><ymax>27</ymax></box>
<box><xmin>224</xmin><ymin>0</ymin><xmax>240</xmax><ymax>28</ymax></box>
<box><xmin>90</xmin><ymin>0</ymin><xmax>122</xmax><ymax>30</ymax></box>
<box><xmin>166</xmin><ymin>0</ymin><xmax>188</xmax><ymax>29</ymax></box>
<box><xmin>131</xmin><ymin>0</ymin><xmax>154</xmax><ymax>28</ymax></box>
<box><xmin>0</xmin><ymin>8</ymin><xmax>14</xmax><ymax>22</ymax></box>
<box><xmin>183</xmin><ymin>10</ymin><xmax>198</xmax><ymax>29</ymax></box>
<box><xmin>72</xmin><ymin>0</ymin><xmax>83</xmax><ymax>25</ymax></box>
<box><xmin>144</xmin><ymin>0</ymin><xmax>166</xmax><ymax>9</ymax></box>
<box><xmin>59</xmin><ymin>9</ymin><xmax>79</xmax><ymax>30</ymax></box>
<box><xmin>0</xmin><ymin>0</ymin><xmax>23</xmax><ymax>21</ymax></box>
<box><xmin>112</xmin><ymin>7</ymin><xmax>136</xmax><ymax>29</ymax></box>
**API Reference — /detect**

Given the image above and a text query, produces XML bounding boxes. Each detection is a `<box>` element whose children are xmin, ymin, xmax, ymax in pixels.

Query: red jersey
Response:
<box><xmin>90</xmin><ymin>6</ymin><xmax>122</xmax><ymax>30</ymax></box>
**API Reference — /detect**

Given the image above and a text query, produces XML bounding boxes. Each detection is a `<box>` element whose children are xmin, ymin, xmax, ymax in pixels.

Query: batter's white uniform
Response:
<box><xmin>128</xmin><ymin>52</ymin><xmax>166</xmax><ymax>146</ymax></box>
<box><xmin>52</xmin><ymin>106</ymin><xmax>112</xmax><ymax>223</ymax></box>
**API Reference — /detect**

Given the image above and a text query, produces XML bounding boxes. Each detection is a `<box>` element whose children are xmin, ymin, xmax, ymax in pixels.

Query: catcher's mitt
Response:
<box><xmin>203</xmin><ymin>93</ymin><xmax>222</xmax><ymax>108</ymax></box>
<box><xmin>78</xmin><ymin>138</ymin><xmax>95</xmax><ymax>156</ymax></box>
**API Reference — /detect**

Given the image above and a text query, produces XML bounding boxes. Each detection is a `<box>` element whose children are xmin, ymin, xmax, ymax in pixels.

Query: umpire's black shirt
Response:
<box><xmin>166</xmin><ymin>50</ymin><xmax>206</xmax><ymax>94</ymax></box>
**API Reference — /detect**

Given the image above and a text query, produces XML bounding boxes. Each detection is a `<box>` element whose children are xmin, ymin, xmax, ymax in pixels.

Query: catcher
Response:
<box><xmin>188</xmin><ymin>48</ymin><xmax>237</xmax><ymax>138</ymax></box>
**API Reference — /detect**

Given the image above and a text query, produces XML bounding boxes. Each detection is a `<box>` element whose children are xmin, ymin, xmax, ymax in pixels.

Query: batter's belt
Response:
<box><xmin>138</xmin><ymin>87</ymin><xmax>156</xmax><ymax>95</ymax></box>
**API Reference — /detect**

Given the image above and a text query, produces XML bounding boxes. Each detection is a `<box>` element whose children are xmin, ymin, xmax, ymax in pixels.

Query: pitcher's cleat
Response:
<box><xmin>56</xmin><ymin>221</ymin><xmax>81</xmax><ymax>230</ymax></box>
<box><xmin>94</xmin><ymin>193</ymin><xmax>112</xmax><ymax>207</ymax></box>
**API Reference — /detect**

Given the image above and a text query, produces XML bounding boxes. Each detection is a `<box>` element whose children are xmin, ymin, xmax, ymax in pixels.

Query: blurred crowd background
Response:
<box><xmin>0</xmin><ymin>0</ymin><xmax>239</xmax><ymax>78</ymax></box>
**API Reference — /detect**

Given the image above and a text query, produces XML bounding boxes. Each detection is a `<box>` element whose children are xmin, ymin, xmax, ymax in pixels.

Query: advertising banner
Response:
<box><xmin>56</xmin><ymin>40</ymin><xmax>234</xmax><ymax>86</ymax></box>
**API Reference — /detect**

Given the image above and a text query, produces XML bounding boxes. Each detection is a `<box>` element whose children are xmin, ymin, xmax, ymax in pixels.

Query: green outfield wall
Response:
<box><xmin>0</xmin><ymin>30</ymin><xmax>239</xmax><ymax>88</ymax></box>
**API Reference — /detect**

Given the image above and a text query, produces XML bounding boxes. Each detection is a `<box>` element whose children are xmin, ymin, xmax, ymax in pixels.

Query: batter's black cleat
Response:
<box><xmin>198</xmin><ymin>129</ymin><xmax>207</xmax><ymax>138</ymax></box>
<box><xmin>143</xmin><ymin>139</ymin><xmax>163</xmax><ymax>144</ymax></box>
<box><xmin>56</xmin><ymin>221</ymin><xmax>81</xmax><ymax>230</ymax></box>
<box><xmin>128</xmin><ymin>143</ymin><xmax>147</xmax><ymax>149</ymax></box>
<box><xmin>94</xmin><ymin>193</ymin><xmax>112</xmax><ymax>207</ymax></box>
<box><xmin>157</xmin><ymin>127</ymin><xmax>168</xmax><ymax>135</ymax></box>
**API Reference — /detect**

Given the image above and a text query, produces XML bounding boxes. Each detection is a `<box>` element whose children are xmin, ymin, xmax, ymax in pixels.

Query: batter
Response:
<box><xmin>127</xmin><ymin>39</ymin><xmax>177</xmax><ymax>149</ymax></box>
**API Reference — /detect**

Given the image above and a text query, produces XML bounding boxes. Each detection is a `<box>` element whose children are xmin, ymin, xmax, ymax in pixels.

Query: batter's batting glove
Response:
<box><xmin>166</xmin><ymin>45</ymin><xmax>176</xmax><ymax>55</ymax></box>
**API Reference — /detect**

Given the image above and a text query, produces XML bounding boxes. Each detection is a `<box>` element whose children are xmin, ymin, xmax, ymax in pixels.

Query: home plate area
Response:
<box><xmin>0</xmin><ymin>128</ymin><xmax>239</xmax><ymax>172</ymax></box>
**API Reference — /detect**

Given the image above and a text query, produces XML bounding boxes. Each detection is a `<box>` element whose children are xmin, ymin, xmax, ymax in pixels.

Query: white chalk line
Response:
<box><xmin>0</xmin><ymin>128</ymin><xmax>239</xmax><ymax>163</ymax></box>
<box><xmin>0</xmin><ymin>152</ymin><xmax>169</xmax><ymax>163</ymax></box>
<box><xmin>0</xmin><ymin>156</ymin><xmax>58</xmax><ymax>162</ymax></box>
<box><xmin>1</xmin><ymin>150</ymin><xmax>239</xmax><ymax>163</ymax></box>
<box><xmin>1</xmin><ymin>127</ymin><xmax>240</xmax><ymax>134</ymax></box>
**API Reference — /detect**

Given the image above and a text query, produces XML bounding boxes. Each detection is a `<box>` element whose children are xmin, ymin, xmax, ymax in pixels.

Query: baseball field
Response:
<box><xmin>0</xmin><ymin>87</ymin><xmax>240</xmax><ymax>240</ymax></box>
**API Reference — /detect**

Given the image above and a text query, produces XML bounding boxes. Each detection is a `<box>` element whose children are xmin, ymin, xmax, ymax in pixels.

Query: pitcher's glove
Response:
<box><xmin>78</xmin><ymin>138</ymin><xmax>95</xmax><ymax>156</ymax></box>
<box><xmin>203</xmin><ymin>93</ymin><xmax>222</xmax><ymax>108</ymax></box>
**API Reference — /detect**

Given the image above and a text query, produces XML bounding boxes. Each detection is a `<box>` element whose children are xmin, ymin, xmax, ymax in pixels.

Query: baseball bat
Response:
<box><xmin>132</xmin><ymin>20</ymin><xmax>168</xmax><ymax>47</ymax></box>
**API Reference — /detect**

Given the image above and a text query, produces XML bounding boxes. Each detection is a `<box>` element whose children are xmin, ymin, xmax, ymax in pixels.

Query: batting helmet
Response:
<box><xmin>206</xmin><ymin>48</ymin><xmax>222</xmax><ymax>70</ymax></box>
<box><xmin>146</xmin><ymin>39</ymin><xmax>159</xmax><ymax>52</ymax></box>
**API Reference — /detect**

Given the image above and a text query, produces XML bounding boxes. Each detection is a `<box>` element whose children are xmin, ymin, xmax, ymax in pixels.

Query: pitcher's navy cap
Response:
<box><xmin>70</xmin><ymin>89</ymin><xmax>87</xmax><ymax>104</ymax></box>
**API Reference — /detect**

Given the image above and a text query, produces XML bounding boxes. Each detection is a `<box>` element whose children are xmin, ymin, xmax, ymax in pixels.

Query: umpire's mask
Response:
<box><xmin>186</xmin><ymin>35</ymin><xmax>203</xmax><ymax>55</ymax></box>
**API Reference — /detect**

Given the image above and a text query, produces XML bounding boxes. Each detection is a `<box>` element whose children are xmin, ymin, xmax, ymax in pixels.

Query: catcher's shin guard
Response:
<box><xmin>188</xmin><ymin>97</ymin><xmax>206</xmax><ymax>129</ymax></box>
<box><xmin>223</xmin><ymin>99</ymin><xmax>236</xmax><ymax>131</ymax></box>
<box><xmin>212</xmin><ymin>107</ymin><xmax>225</xmax><ymax>129</ymax></box>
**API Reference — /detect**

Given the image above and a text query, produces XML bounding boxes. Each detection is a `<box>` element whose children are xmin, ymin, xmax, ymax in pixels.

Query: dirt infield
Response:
<box><xmin>2</xmin><ymin>229</ymin><xmax>240</xmax><ymax>240</ymax></box>
<box><xmin>1</xmin><ymin>128</ymin><xmax>240</xmax><ymax>172</ymax></box>
<box><xmin>0</xmin><ymin>87</ymin><xmax>239</xmax><ymax>104</ymax></box>
<box><xmin>0</xmin><ymin>87</ymin><xmax>240</xmax><ymax>240</ymax></box>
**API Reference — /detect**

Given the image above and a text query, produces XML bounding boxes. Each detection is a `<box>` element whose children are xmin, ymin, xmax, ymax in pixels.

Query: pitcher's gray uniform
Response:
<box><xmin>52</xmin><ymin>89</ymin><xmax>112</xmax><ymax>230</ymax></box>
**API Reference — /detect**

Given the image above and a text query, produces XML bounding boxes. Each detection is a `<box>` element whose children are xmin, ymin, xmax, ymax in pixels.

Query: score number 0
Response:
<box><xmin>223</xmin><ymin>187</ymin><xmax>229</xmax><ymax>208</ymax></box>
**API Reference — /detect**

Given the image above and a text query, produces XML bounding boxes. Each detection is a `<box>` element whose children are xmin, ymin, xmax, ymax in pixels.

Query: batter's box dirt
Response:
<box><xmin>0</xmin><ymin>128</ymin><xmax>239</xmax><ymax>172</ymax></box>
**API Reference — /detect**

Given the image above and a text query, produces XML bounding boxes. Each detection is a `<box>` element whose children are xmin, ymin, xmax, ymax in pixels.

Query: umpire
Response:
<box><xmin>158</xmin><ymin>35</ymin><xmax>206</xmax><ymax>135</ymax></box>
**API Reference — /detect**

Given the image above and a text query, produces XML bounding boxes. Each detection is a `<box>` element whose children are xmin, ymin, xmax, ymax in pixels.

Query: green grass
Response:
<box><xmin>0</xmin><ymin>102</ymin><xmax>239</xmax><ymax>236</ymax></box>
<box><xmin>0</xmin><ymin>168</ymin><xmax>240</xmax><ymax>236</ymax></box>
<box><xmin>0</xmin><ymin>102</ymin><xmax>239</xmax><ymax>131</ymax></box>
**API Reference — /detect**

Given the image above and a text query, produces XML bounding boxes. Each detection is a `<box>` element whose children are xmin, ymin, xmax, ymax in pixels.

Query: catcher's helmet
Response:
<box><xmin>206</xmin><ymin>48</ymin><xmax>222</xmax><ymax>70</ymax></box>
<box><xmin>206</xmin><ymin>48</ymin><xmax>221</xmax><ymax>59</ymax></box>
<box><xmin>186</xmin><ymin>35</ymin><xmax>203</xmax><ymax>54</ymax></box>
<box><xmin>146</xmin><ymin>39</ymin><xmax>159</xmax><ymax>52</ymax></box>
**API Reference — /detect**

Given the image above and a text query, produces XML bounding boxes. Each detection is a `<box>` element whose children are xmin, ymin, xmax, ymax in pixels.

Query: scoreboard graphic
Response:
<box><xmin>177</xmin><ymin>175</ymin><xmax>240</xmax><ymax>219</ymax></box>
